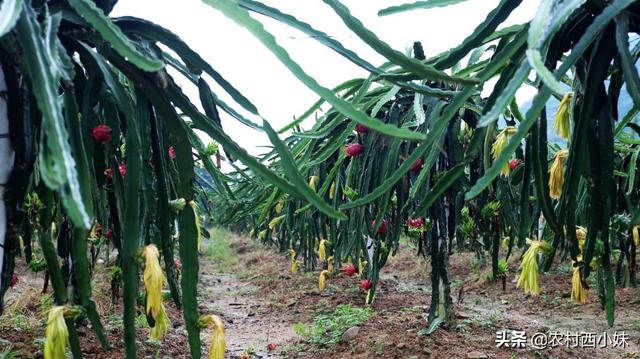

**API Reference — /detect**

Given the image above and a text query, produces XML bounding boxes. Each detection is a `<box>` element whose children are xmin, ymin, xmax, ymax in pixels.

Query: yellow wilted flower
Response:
<box><xmin>275</xmin><ymin>198</ymin><xmax>285</xmax><ymax>214</ymax></box>
<box><xmin>329</xmin><ymin>181</ymin><xmax>335</xmax><ymax>200</ymax></box>
<box><xmin>549</xmin><ymin>149</ymin><xmax>569</xmax><ymax>199</ymax></box>
<box><xmin>633</xmin><ymin>226</ymin><xmax>639</xmax><ymax>246</ymax></box>
<box><xmin>89</xmin><ymin>221</ymin><xmax>100</xmax><ymax>240</ymax></box>
<box><xmin>144</xmin><ymin>245</ymin><xmax>164</xmax><ymax>317</ymax></box>
<box><xmin>516</xmin><ymin>239</ymin><xmax>551</xmax><ymax>296</ymax></box>
<box><xmin>289</xmin><ymin>249</ymin><xmax>299</xmax><ymax>273</ymax></box>
<box><xmin>358</xmin><ymin>256</ymin><xmax>367</xmax><ymax>277</ymax></box>
<box><xmin>576</xmin><ymin>226</ymin><xmax>587</xmax><ymax>252</ymax></box>
<box><xmin>327</xmin><ymin>256</ymin><xmax>334</xmax><ymax>273</ymax></box>
<box><xmin>318</xmin><ymin>270</ymin><xmax>329</xmax><ymax>291</ymax></box>
<box><xmin>554</xmin><ymin>93</ymin><xmax>573</xmax><ymax>140</ymax></box>
<box><xmin>308</xmin><ymin>175</ymin><xmax>320</xmax><ymax>191</ymax></box>
<box><xmin>318</xmin><ymin>239</ymin><xmax>329</xmax><ymax>261</ymax></box>
<box><xmin>359</xmin><ymin>262</ymin><xmax>367</xmax><ymax>276</ymax></box>
<box><xmin>143</xmin><ymin>244</ymin><xmax>170</xmax><ymax>339</ymax></box>
<box><xmin>571</xmin><ymin>265</ymin><xmax>587</xmax><ymax>304</ymax></box>
<box><xmin>491</xmin><ymin>126</ymin><xmax>517</xmax><ymax>176</ymax></box>
<box><xmin>201</xmin><ymin>315</ymin><xmax>226</xmax><ymax>359</ymax></box>
<box><xmin>571</xmin><ymin>226</ymin><xmax>588</xmax><ymax>304</ymax></box>
<box><xmin>149</xmin><ymin>308</ymin><xmax>170</xmax><ymax>340</ymax></box>
<box><xmin>44</xmin><ymin>306</ymin><xmax>69</xmax><ymax>359</ymax></box>
<box><xmin>269</xmin><ymin>215</ymin><xmax>285</xmax><ymax>230</ymax></box>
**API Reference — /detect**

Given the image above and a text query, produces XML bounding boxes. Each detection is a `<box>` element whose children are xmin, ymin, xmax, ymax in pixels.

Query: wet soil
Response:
<box><xmin>1</xmin><ymin>232</ymin><xmax>639</xmax><ymax>359</ymax></box>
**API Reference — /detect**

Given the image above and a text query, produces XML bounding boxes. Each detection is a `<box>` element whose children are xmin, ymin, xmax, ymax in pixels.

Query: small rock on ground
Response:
<box><xmin>341</xmin><ymin>326</ymin><xmax>360</xmax><ymax>342</ymax></box>
<box><xmin>466</xmin><ymin>351</ymin><xmax>488</xmax><ymax>359</ymax></box>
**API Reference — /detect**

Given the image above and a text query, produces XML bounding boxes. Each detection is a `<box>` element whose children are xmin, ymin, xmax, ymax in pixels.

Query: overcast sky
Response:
<box><xmin>112</xmin><ymin>0</ymin><xmax>538</xmax><ymax>157</ymax></box>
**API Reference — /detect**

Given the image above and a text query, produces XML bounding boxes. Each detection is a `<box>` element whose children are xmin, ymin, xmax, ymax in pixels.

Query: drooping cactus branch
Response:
<box><xmin>0</xmin><ymin>67</ymin><xmax>14</xmax><ymax>293</ymax></box>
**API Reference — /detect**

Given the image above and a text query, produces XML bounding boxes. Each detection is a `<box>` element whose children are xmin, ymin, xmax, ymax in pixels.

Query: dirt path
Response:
<box><xmin>195</xmin><ymin>233</ymin><xmax>640</xmax><ymax>358</ymax></box>
<box><xmin>200</xmin><ymin>234</ymin><xmax>297</xmax><ymax>358</ymax></box>
<box><xmin>199</xmin><ymin>266</ymin><xmax>296</xmax><ymax>358</ymax></box>
<box><xmin>2</xmin><ymin>230</ymin><xmax>639</xmax><ymax>358</ymax></box>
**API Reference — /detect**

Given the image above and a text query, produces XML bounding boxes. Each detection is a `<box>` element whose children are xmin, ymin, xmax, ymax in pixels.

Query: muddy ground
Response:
<box><xmin>1</xmin><ymin>229</ymin><xmax>639</xmax><ymax>358</ymax></box>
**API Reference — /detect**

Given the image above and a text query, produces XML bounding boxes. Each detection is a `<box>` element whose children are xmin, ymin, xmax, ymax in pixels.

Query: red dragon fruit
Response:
<box><xmin>359</xmin><ymin>279</ymin><xmax>372</xmax><ymax>291</ymax></box>
<box><xmin>410</xmin><ymin>159</ymin><xmax>424</xmax><ymax>172</ymax></box>
<box><xmin>105</xmin><ymin>164</ymin><xmax>126</xmax><ymax>180</ymax></box>
<box><xmin>345</xmin><ymin>143</ymin><xmax>364</xmax><ymax>157</ymax></box>
<box><xmin>341</xmin><ymin>264</ymin><xmax>357</xmax><ymax>277</ymax></box>
<box><xmin>355</xmin><ymin>124</ymin><xmax>369</xmax><ymax>134</ymax></box>
<box><xmin>91</xmin><ymin>124</ymin><xmax>112</xmax><ymax>143</ymax></box>
<box><xmin>407</xmin><ymin>217</ymin><xmax>424</xmax><ymax>228</ymax></box>
<box><xmin>370</xmin><ymin>219</ymin><xmax>387</xmax><ymax>235</ymax></box>
<box><xmin>509</xmin><ymin>159</ymin><xmax>520</xmax><ymax>171</ymax></box>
